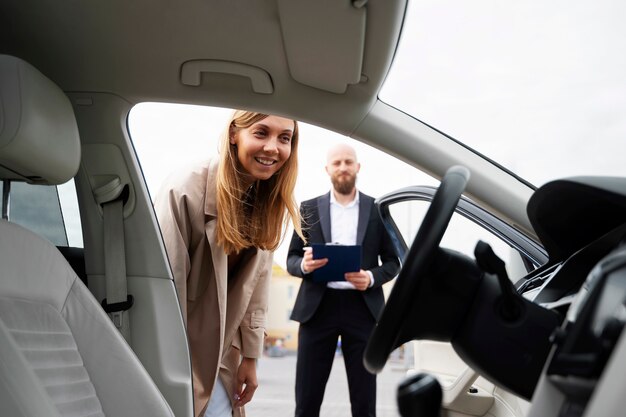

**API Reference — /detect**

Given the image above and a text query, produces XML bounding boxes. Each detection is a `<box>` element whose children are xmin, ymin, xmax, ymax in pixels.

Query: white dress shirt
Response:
<box><xmin>300</xmin><ymin>190</ymin><xmax>374</xmax><ymax>290</ymax></box>
<box><xmin>327</xmin><ymin>190</ymin><xmax>361</xmax><ymax>289</ymax></box>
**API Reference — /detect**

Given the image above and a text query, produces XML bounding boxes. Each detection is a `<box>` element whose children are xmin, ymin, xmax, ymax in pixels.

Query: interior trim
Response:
<box><xmin>180</xmin><ymin>60</ymin><xmax>274</xmax><ymax>95</ymax></box>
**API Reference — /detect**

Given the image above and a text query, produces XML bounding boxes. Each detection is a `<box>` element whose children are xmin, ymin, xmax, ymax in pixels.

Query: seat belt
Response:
<box><xmin>94</xmin><ymin>177</ymin><xmax>133</xmax><ymax>343</ymax></box>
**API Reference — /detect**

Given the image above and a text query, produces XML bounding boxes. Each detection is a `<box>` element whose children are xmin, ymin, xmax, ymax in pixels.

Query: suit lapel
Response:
<box><xmin>357</xmin><ymin>193</ymin><xmax>372</xmax><ymax>245</ymax></box>
<box><xmin>317</xmin><ymin>192</ymin><xmax>332</xmax><ymax>243</ymax></box>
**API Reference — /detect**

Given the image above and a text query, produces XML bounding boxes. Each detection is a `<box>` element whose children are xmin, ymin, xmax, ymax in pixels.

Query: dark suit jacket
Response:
<box><xmin>287</xmin><ymin>191</ymin><xmax>400</xmax><ymax>323</ymax></box>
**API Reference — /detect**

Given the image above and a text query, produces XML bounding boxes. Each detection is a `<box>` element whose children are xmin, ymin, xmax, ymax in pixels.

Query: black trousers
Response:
<box><xmin>295</xmin><ymin>289</ymin><xmax>377</xmax><ymax>417</ymax></box>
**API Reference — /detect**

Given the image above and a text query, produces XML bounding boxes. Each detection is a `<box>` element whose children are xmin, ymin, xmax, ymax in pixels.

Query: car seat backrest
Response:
<box><xmin>0</xmin><ymin>55</ymin><xmax>80</xmax><ymax>185</ymax></box>
<box><xmin>0</xmin><ymin>54</ymin><xmax>174</xmax><ymax>417</ymax></box>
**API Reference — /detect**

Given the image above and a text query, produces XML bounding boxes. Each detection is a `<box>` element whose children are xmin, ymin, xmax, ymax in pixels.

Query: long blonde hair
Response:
<box><xmin>216</xmin><ymin>110</ymin><xmax>304</xmax><ymax>254</ymax></box>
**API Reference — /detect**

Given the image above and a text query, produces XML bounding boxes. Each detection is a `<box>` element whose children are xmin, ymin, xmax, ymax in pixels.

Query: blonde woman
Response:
<box><xmin>155</xmin><ymin>110</ymin><xmax>303</xmax><ymax>417</ymax></box>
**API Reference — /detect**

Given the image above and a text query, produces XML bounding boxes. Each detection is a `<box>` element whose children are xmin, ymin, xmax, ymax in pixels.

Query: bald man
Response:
<box><xmin>287</xmin><ymin>143</ymin><xmax>400</xmax><ymax>417</ymax></box>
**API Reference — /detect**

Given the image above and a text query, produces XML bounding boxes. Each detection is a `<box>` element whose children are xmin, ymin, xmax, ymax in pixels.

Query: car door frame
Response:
<box><xmin>376</xmin><ymin>185</ymin><xmax>548</xmax><ymax>269</ymax></box>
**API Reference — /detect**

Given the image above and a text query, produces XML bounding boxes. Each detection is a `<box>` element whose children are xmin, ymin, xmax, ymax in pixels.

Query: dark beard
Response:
<box><xmin>331</xmin><ymin>174</ymin><xmax>356</xmax><ymax>195</ymax></box>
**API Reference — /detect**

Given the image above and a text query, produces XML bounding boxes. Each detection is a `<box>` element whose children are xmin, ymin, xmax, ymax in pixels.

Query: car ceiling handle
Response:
<box><xmin>180</xmin><ymin>59</ymin><xmax>274</xmax><ymax>94</ymax></box>
<box><xmin>442</xmin><ymin>366</ymin><xmax>494</xmax><ymax>415</ymax></box>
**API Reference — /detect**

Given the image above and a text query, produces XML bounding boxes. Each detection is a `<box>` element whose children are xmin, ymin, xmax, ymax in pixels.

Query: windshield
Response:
<box><xmin>381</xmin><ymin>0</ymin><xmax>626</xmax><ymax>186</ymax></box>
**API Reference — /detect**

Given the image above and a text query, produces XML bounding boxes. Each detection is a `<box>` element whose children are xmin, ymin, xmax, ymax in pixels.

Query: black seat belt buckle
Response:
<box><xmin>101</xmin><ymin>294</ymin><xmax>134</xmax><ymax>313</ymax></box>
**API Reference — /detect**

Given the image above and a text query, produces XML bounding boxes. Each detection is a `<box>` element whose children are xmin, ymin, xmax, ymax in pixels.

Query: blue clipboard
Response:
<box><xmin>311</xmin><ymin>243</ymin><xmax>362</xmax><ymax>283</ymax></box>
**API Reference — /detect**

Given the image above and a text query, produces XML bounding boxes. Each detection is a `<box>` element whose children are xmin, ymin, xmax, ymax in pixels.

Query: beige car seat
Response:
<box><xmin>0</xmin><ymin>54</ymin><xmax>175</xmax><ymax>417</ymax></box>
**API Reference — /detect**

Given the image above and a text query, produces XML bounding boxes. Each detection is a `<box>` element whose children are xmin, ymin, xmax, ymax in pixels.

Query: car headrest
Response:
<box><xmin>0</xmin><ymin>55</ymin><xmax>80</xmax><ymax>185</ymax></box>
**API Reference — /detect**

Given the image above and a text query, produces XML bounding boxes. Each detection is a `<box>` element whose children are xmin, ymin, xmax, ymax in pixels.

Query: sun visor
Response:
<box><xmin>0</xmin><ymin>55</ymin><xmax>80</xmax><ymax>185</ymax></box>
<box><xmin>278</xmin><ymin>0</ymin><xmax>366</xmax><ymax>94</ymax></box>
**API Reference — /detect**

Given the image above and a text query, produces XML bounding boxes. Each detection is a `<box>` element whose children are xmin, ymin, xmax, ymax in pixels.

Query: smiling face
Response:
<box><xmin>230</xmin><ymin>115</ymin><xmax>295</xmax><ymax>186</ymax></box>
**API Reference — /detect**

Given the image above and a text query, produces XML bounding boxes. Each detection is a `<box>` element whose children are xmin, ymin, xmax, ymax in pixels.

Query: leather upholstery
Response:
<box><xmin>0</xmin><ymin>54</ymin><xmax>80</xmax><ymax>184</ymax></box>
<box><xmin>0</xmin><ymin>55</ymin><xmax>174</xmax><ymax>416</ymax></box>
<box><xmin>0</xmin><ymin>220</ymin><xmax>174</xmax><ymax>416</ymax></box>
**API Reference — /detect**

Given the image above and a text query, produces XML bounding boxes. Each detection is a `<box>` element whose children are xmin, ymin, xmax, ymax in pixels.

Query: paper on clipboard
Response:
<box><xmin>310</xmin><ymin>243</ymin><xmax>361</xmax><ymax>283</ymax></box>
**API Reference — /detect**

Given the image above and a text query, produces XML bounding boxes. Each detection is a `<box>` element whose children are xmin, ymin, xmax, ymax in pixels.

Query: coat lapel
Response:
<box><xmin>317</xmin><ymin>192</ymin><xmax>332</xmax><ymax>243</ymax></box>
<box><xmin>205</xmin><ymin>220</ymin><xmax>227</xmax><ymax>328</ymax></box>
<box><xmin>223</xmin><ymin>248</ymin><xmax>263</xmax><ymax>349</ymax></box>
<box><xmin>356</xmin><ymin>193</ymin><xmax>372</xmax><ymax>245</ymax></box>
<box><xmin>204</xmin><ymin>159</ymin><xmax>227</xmax><ymax>350</ymax></box>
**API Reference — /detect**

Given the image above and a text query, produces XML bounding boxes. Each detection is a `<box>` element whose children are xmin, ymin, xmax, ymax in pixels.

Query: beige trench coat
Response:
<box><xmin>155</xmin><ymin>158</ymin><xmax>271</xmax><ymax>417</ymax></box>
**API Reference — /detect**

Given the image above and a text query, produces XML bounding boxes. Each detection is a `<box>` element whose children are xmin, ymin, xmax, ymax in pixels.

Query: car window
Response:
<box><xmin>58</xmin><ymin>179</ymin><xmax>84</xmax><ymax>248</ymax></box>
<box><xmin>380</xmin><ymin>0</ymin><xmax>626</xmax><ymax>186</ymax></box>
<box><xmin>128</xmin><ymin>102</ymin><xmax>546</xmax><ymax>281</ymax></box>
<box><xmin>0</xmin><ymin>180</ymin><xmax>83</xmax><ymax>248</ymax></box>
<box><xmin>389</xmin><ymin>199</ymin><xmax>530</xmax><ymax>280</ymax></box>
<box><xmin>128</xmin><ymin>102</ymin><xmax>439</xmax><ymax>269</ymax></box>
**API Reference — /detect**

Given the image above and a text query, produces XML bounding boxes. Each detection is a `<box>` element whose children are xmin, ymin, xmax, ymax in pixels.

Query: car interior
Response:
<box><xmin>1</xmin><ymin>1</ymin><xmax>625</xmax><ymax>417</ymax></box>
<box><xmin>0</xmin><ymin>55</ymin><xmax>176</xmax><ymax>417</ymax></box>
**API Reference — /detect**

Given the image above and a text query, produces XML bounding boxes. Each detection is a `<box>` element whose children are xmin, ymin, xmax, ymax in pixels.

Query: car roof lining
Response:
<box><xmin>0</xmin><ymin>0</ymin><xmax>537</xmax><ymax>234</ymax></box>
<box><xmin>0</xmin><ymin>0</ymin><xmax>406</xmax><ymax>134</ymax></box>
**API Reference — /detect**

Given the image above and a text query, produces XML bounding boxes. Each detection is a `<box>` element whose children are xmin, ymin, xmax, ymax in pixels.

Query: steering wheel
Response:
<box><xmin>364</xmin><ymin>165</ymin><xmax>470</xmax><ymax>373</ymax></box>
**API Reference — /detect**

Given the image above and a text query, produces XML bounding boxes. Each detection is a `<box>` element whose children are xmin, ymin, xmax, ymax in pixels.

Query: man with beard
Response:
<box><xmin>286</xmin><ymin>143</ymin><xmax>400</xmax><ymax>417</ymax></box>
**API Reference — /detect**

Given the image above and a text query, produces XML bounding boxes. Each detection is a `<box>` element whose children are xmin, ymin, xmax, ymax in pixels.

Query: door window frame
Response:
<box><xmin>376</xmin><ymin>185</ymin><xmax>548</xmax><ymax>270</ymax></box>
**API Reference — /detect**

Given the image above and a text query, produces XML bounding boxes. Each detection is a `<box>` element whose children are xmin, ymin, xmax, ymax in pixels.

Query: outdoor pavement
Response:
<box><xmin>246</xmin><ymin>351</ymin><xmax>410</xmax><ymax>417</ymax></box>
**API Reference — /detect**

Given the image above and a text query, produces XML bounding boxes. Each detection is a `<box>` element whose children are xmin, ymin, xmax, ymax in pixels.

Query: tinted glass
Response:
<box><xmin>10</xmin><ymin>183</ymin><xmax>68</xmax><ymax>246</ymax></box>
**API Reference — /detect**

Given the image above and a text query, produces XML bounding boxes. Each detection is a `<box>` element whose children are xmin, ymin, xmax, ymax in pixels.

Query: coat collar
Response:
<box><xmin>204</xmin><ymin>157</ymin><xmax>219</xmax><ymax>218</ymax></box>
<box><xmin>203</xmin><ymin>157</ymin><xmax>226</xmax><ymax>337</ymax></box>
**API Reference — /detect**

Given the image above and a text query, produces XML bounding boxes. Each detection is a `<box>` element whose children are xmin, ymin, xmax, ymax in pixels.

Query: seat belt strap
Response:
<box><xmin>94</xmin><ymin>177</ymin><xmax>133</xmax><ymax>343</ymax></box>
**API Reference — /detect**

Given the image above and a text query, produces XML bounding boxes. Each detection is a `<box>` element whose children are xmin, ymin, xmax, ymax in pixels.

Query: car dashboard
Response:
<box><xmin>516</xmin><ymin>176</ymin><xmax>626</xmax><ymax>416</ymax></box>
<box><xmin>371</xmin><ymin>174</ymin><xmax>626</xmax><ymax>417</ymax></box>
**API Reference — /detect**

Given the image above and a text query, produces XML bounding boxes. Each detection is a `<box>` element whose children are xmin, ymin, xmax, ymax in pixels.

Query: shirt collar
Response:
<box><xmin>330</xmin><ymin>189</ymin><xmax>360</xmax><ymax>208</ymax></box>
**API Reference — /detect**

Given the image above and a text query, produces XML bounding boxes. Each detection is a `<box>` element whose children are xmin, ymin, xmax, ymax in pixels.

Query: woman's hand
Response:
<box><xmin>234</xmin><ymin>357</ymin><xmax>258</xmax><ymax>408</ymax></box>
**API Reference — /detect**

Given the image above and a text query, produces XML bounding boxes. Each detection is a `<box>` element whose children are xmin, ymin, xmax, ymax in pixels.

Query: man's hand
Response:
<box><xmin>234</xmin><ymin>357</ymin><xmax>258</xmax><ymax>408</ymax></box>
<box><xmin>302</xmin><ymin>247</ymin><xmax>328</xmax><ymax>274</ymax></box>
<box><xmin>345</xmin><ymin>269</ymin><xmax>370</xmax><ymax>291</ymax></box>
